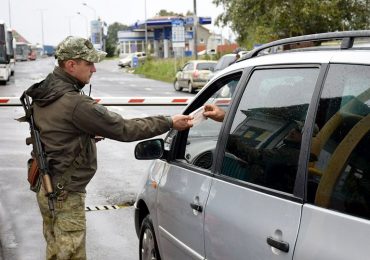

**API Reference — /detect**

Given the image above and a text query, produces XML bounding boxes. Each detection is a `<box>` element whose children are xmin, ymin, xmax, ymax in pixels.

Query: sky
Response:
<box><xmin>0</xmin><ymin>0</ymin><xmax>234</xmax><ymax>46</ymax></box>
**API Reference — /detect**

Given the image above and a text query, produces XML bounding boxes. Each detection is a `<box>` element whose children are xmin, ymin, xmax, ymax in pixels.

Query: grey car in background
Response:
<box><xmin>134</xmin><ymin>31</ymin><xmax>370</xmax><ymax>260</ymax></box>
<box><xmin>118</xmin><ymin>52</ymin><xmax>146</xmax><ymax>68</ymax></box>
<box><xmin>174</xmin><ymin>60</ymin><xmax>217</xmax><ymax>93</ymax></box>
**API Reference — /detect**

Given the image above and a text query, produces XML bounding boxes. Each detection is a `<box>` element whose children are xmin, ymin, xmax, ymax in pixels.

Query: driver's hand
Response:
<box><xmin>203</xmin><ymin>104</ymin><xmax>225</xmax><ymax>122</ymax></box>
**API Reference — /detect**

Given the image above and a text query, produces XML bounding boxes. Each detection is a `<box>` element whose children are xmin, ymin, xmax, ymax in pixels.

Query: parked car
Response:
<box><xmin>134</xmin><ymin>30</ymin><xmax>370</xmax><ymax>260</ymax></box>
<box><xmin>208</xmin><ymin>51</ymin><xmax>249</xmax><ymax>82</ymax></box>
<box><xmin>198</xmin><ymin>49</ymin><xmax>217</xmax><ymax>56</ymax></box>
<box><xmin>118</xmin><ymin>51</ymin><xmax>146</xmax><ymax>68</ymax></box>
<box><xmin>207</xmin><ymin>53</ymin><xmax>237</xmax><ymax>82</ymax></box>
<box><xmin>174</xmin><ymin>60</ymin><xmax>217</xmax><ymax>93</ymax></box>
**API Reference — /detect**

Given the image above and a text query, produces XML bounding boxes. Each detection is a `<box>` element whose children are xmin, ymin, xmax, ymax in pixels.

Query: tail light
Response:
<box><xmin>193</xmin><ymin>70</ymin><xmax>199</xmax><ymax>78</ymax></box>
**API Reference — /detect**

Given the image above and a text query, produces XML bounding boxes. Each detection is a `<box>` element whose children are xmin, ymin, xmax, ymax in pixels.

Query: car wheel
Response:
<box><xmin>139</xmin><ymin>215</ymin><xmax>161</xmax><ymax>260</ymax></box>
<box><xmin>188</xmin><ymin>81</ymin><xmax>195</xmax><ymax>93</ymax></box>
<box><xmin>174</xmin><ymin>79</ymin><xmax>182</xmax><ymax>91</ymax></box>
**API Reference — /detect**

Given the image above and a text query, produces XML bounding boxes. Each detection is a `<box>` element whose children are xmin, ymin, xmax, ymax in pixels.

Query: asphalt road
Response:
<box><xmin>0</xmin><ymin>57</ymin><xmax>189</xmax><ymax>260</ymax></box>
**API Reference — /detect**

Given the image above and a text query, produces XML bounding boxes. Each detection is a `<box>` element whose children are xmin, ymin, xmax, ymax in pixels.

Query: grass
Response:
<box><xmin>104</xmin><ymin>56</ymin><xmax>119</xmax><ymax>61</ymax></box>
<box><xmin>133</xmin><ymin>57</ymin><xmax>192</xmax><ymax>83</ymax></box>
<box><xmin>129</xmin><ymin>53</ymin><xmax>223</xmax><ymax>83</ymax></box>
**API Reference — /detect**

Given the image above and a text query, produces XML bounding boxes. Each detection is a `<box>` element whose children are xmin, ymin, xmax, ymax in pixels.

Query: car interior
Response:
<box><xmin>309</xmin><ymin>88</ymin><xmax>370</xmax><ymax>219</ymax></box>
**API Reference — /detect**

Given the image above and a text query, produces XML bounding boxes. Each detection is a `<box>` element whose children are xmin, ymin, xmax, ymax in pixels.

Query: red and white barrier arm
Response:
<box><xmin>0</xmin><ymin>97</ymin><xmax>194</xmax><ymax>106</ymax></box>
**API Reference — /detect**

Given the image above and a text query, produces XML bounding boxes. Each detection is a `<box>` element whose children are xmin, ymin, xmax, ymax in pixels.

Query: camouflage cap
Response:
<box><xmin>55</xmin><ymin>36</ymin><xmax>106</xmax><ymax>63</ymax></box>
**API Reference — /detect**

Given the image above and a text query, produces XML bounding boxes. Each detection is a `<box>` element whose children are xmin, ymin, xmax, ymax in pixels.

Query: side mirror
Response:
<box><xmin>135</xmin><ymin>139</ymin><xmax>164</xmax><ymax>160</ymax></box>
<box><xmin>209</xmin><ymin>67</ymin><xmax>214</xmax><ymax>72</ymax></box>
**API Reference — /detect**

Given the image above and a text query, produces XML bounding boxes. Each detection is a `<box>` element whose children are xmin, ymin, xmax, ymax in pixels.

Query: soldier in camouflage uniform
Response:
<box><xmin>26</xmin><ymin>36</ymin><xmax>193</xmax><ymax>260</ymax></box>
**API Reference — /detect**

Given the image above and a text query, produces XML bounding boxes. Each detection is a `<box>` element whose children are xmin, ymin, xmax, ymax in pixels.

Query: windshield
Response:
<box><xmin>0</xmin><ymin>45</ymin><xmax>7</xmax><ymax>63</ymax></box>
<box><xmin>196</xmin><ymin>62</ymin><xmax>216</xmax><ymax>70</ymax></box>
<box><xmin>16</xmin><ymin>45</ymin><xmax>28</xmax><ymax>54</ymax></box>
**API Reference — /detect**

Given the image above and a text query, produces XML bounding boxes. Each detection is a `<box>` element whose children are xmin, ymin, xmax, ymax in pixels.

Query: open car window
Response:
<box><xmin>165</xmin><ymin>73</ymin><xmax>242</xmax><ymax>170</ymax></box>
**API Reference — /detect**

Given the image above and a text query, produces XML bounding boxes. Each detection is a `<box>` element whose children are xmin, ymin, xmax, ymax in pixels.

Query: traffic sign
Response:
<box><xmin>172</xmin><ymin>19</ymin><xmax>185</xmax><ymax>48</ymax></box>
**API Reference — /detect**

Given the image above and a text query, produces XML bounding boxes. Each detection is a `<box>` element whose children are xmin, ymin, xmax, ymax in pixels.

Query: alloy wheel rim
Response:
<box><xmin>141</xmin><ymin>228</ymin><xmax>156</xmax><ymax>260</ymax></box>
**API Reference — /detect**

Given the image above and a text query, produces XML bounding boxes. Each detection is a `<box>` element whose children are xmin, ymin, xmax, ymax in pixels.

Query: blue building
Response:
<box><xmin>117</xmin><ymin>16</ymin><xmax>212</xmax><ymax>58</ymax></box>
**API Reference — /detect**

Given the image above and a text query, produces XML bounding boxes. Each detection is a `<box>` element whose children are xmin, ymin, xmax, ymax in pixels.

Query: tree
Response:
<box><xmin>213</xmin><ymin>0</ymin><xmax>370</xmax><ymax>48</ymax></box>
<box><xmin>157</xmin><ymin>9</ymin><xmax>185</xmax><ymax>17</ymax></box>
<box><xmin>106</xmin><ymin>22</ymin><xmax>129</xmax><ymax>57</ymax></box>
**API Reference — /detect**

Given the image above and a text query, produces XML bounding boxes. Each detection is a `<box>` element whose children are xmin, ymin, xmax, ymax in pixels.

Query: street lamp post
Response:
<box><xmin>38</xmin><ymin>9</ymin><xmax>47</xmax><ymax>48</ymax></box>
<box><xmin>8</xmin><ymin>0</ymin><xmax>12</xmax><ymax>27</ymax></box>
<box><xmin>77</xmin><ymin>12</ymin><xmax>89</xmax><ymax>39</ymax></box>
<box><xmin>82</xmin><ymin>2</ymin><xmax>97</xmax><ymax>20</ymax></box>
<box><xmin>66</xmin><ymin>16</ymin><xmax>73</xmax><ymax>35</ymax></box>
<box><xmin>193</xmin><ymin>0</ymin><xmax>198</xmax><ymax>59</ymax></box>
<box><xmin>144</xmin><ymin>0</ymin><xmax>148</xmax><ymax>54</ymax></box>
<box><xmin>82</xmin><ymin>3</ymin><xmax>103</xmax><ymax>50</ymax></box>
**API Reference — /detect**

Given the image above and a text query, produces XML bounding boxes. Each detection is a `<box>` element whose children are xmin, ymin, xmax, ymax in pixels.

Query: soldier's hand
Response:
<box><xmin>171</xmin><ymin>115</ymin><xmax>193</xmax><ymax>131</ymax></box>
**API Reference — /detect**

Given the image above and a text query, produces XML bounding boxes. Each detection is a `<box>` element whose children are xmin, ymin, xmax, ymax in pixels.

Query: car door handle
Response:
<box><xmin>190</xmin><ymin>202</ymin><xmax>203</xmax><ymax>212</ymax></box>
<box><xmin>266</xmin><ymin>236</ymin><xmax>289</xmax><ymax>253</ymax></box>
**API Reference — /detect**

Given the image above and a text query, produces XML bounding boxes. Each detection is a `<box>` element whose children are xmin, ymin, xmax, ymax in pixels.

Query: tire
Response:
<box><xmin>139</xmin><ymin>215</ymin><xmax>161</xmax><ymax>260</ymax></box>
<box><xmin>188</xmin><ymin>81</ymin><xmax>195</xmax><ymax>93</ymax></box>
<box><xmin>174</xmin><ymin>79</ymin><xmax>182</xmax><ymax>91</ymax></box>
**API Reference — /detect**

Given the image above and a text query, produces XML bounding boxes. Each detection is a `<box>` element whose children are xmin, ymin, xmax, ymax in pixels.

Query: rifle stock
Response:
<box><xmin>20</xmin><ymin>91</ymin><xmax>55</xmax><ymax>216</ymax></box>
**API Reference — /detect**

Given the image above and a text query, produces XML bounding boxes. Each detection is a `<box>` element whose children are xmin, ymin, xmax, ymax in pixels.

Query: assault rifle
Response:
<box><xmin>20</xmin><ymin>91</ymin><xmax>55</xmax><ymax>217</ymax></box>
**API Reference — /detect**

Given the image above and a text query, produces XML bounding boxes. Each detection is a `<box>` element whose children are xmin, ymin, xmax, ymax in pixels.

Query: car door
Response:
<box><xmin>204</xmin><ymin>66</ymin><xmax>321</xmax><ymax>259</ymax></box>
<box><xmin>156</xmin><ymin>73</ymin><xmax>242</xmax><ymax>260</ymax></box>
<box><xmin>182</xmin><ymin>62</ymin><xmax>194</xmax><ymax>86</ymax></box>
<box><xmin>294</xmin><ymin>63</ymin><xmax>370</xmax><ymax>260</ymax></box>
<box><xmin>178</xmin><ymin>63</ymin><xmax>190</xmax><ymax>88</ymax></box>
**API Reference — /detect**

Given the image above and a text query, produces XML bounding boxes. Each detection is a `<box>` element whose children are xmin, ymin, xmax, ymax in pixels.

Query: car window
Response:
<box><xmin>308</xmin><ymin>64</ymin><xmax>370</xmax><ymax>220</ymax></box>
<box><xmin>181</xmin><ymin>73</ymin><xmax>242</xmax><ymax>170</ymax></box>
<box><xmin>183</xmin><ymin>63</ymin><xmax>194</xmax><ymax>71</ymax></box>
<box><xmin>182</xmin><ymin>63</ymin><xmax>189</xmax><ymax>71</ymax></box>
<box><xmin>221</xmin><ymin>68</ymin><xmax>320</xmax><ymax>194</ymax></box>
<box><xmin>196</xmin><ymin>62</ymin><xmax>216</xmax><ymax>71</ymax></box>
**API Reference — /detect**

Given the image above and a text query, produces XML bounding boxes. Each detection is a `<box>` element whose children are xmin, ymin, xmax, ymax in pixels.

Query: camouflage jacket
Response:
<box><xmin>26</xmin><ymin>66</ymin><xmax>171</xmax><ymax>192</ymax></box>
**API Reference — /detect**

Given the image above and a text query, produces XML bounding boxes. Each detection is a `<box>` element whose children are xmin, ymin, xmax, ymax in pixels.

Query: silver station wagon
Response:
<box><xmin>134</xmin><ymin>31</ymin><xmax>370</xmax><ymax>260</ymax></box>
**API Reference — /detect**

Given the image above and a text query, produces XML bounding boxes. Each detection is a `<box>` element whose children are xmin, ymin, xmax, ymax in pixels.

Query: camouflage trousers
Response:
<box><xmin>37</xmin><ymin>186</ymin><xmax>87</xmax><ymax>260</ymax></box>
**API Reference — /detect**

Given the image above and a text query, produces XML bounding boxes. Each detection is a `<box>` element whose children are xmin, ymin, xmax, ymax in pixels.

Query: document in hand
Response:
<box><xmin>190</xmin><ymin>106</ymin><xmax>207</xmax><ymax>126</ymax></box>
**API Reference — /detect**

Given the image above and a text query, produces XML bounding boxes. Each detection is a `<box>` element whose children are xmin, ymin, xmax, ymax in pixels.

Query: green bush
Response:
<box><xmin>134</xmin><ymin>57</ymin><xmax>191</xmax><ymax>83</ymax></box>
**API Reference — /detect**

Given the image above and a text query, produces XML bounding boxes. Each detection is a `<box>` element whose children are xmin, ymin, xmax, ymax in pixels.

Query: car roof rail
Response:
<box><xmin>241</xmin><ymin>30</ymin><xmax>370</xmax><ymax>61</ymax></box>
